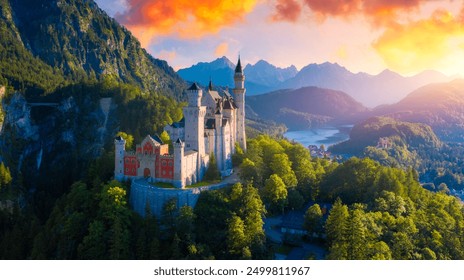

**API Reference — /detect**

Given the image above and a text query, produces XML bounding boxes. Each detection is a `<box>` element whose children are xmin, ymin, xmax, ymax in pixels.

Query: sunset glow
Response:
<box><xmin>96</xmin><ymin>0</ymin><xmax>464</xmax><ymax>76</ymax></box>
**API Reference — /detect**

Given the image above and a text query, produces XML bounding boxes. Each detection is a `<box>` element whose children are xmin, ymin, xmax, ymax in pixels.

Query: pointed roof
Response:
<box><xmin>152</xmin><ymin>134</ymin><xmax>164</xmax><ymax>145</ymax></box>
<box><xmin>235</xmin><ymin>55</ymin><xmax>243</xmax><ymax>74</ymax></box>
<box><xmin>170</xmin><ymin>117</ymin><xmax>185</xmax><ymax>128</ymax></box>
<box><xmin>188</xmin><ymin>82</ymin><xmax>200</xmax><ymax>91</ymax></box>
<box><xmin>143</xmin><ymin>134</ymin><xmax>162</xmax><ymax>146</ymax></box>
<box><xmin>223</xmin><ymin>98</ymin><xmax>234</xmax><ymax>110</ymax></box>
<box><xmin>208</xmin><ymin>78</ymin><xmax>214</xmax><ymax>91</ymax></box>
<box><xmin>175</xmin><ymin>138</ymin><xmax>183</xmax><ymax>144</ymax></box>
<box><xmin>115</xmin><ymin>136</ymin><xmax>124</xmax><ymax>141</ymax></box>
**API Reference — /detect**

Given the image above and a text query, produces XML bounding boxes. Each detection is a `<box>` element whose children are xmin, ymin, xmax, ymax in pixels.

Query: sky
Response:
<box><xmin>94</xmin><ymin>0</ymin><xmax>464</xmax><ymax>76</ymax></box>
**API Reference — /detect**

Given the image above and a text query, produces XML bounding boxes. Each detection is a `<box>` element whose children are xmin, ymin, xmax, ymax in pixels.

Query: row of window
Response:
<box><xmin>125</xmin><ymin>168</ymin><xmax>173</xmax><ymax>177</ymax></box>
<box><xmin>125</xmin><ymin>158</ymin><xmax>173</xmax><ymax>166</ymax></box>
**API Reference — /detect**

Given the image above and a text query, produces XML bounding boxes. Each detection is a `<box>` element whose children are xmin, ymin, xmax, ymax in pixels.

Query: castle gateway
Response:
<box><xmin>114</xmin><ymin>57</ymin><xmax>246</xmax><ymax>188</ymax></box>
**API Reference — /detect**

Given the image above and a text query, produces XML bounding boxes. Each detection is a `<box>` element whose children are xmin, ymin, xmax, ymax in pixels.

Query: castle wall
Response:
<box><xmin>157</xmin><ymin>155</ymin><xmax>174</xmax><ymax>179</ymax></box>
<box><xmin>130</xmin><ymin>179</ymin><xmax>233</xmax><ymax>217</ymax></box>
<box><xmin>183</xmin><ymin>151</ymin><xmax>198</xmax><ymax>186</ymax></box>
<box><xmin>123</xmin><ymin>154</ymin><xmax>137</xmax><ymax>176</ymax></box>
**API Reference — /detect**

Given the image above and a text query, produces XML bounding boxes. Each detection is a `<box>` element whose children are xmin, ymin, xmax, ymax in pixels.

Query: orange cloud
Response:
<box><xmin>271</xmin><ymin>0</ymin><xmax>302</xmax><ymax>22</ymax></box>
<box><xmin>117</xmin><ymin>0</ymin><xmax>259</xmax><ymax>46</ymax></box>
<box><xmin>215</xmin><ymin>42</ymin><xmax>229</xmax><ymax>57</ymax></box>
<box><xmin>373</xmin><ymin>9</ymin><xmax>464</xmax><ymax>75</ymax></box>
<box><xmin>302</xmin><ymin>0</ymin><xmax>423</xmax><ymax>24</ymax></box>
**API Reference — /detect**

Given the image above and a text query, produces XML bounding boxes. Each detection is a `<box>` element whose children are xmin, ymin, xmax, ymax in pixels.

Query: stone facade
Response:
<box><xmin>115</xmin><ymin>57</ymin><xmax>247</xmax><ymax>188</ymax></box>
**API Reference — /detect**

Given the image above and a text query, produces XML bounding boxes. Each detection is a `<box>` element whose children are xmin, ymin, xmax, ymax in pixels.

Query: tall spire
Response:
<box><xmin>235</xmin><ymin>55</ymin><xmax>243</xmax><ymax>74</ymax></box>
<box><xmin>208</xmin><ymin>76</ymin><xmax>213</xmax><ymax>91</ymax></box>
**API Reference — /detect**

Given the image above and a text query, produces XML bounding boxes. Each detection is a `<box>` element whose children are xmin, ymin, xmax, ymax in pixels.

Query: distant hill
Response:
<box><xmin>280</xmin><ymin>63</ymin><xmax>452</xmax><ymax>108</ymax></box>
<box><xmin>246</xmin><ymin>86</ymin><xmax>368</xmax><ymax>130</ymax></box>
<box><xmin>1</xmin><ymin>0</ymin><xmax>185</xmax><ymax>98</ymax></box>
<box><xmin>373</xmin><ymin>79</ymin><xmax>464</xmax><ymax>142</ymax></box>
<box><xmin>330</xmin><ymin>116</ymin><xmax>442</xmax><ymax>155</ymax></box>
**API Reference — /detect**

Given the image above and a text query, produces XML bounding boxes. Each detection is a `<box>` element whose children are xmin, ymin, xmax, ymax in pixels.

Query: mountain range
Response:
<box><xmin>178</xmin><ymin>57</ymin><xmax>454</xmax><ymax>107</ymax></box>
<box><xmin>177</xmin><ymin>56</ymin><xmax>297</xmax><ymax>95</ymax></box>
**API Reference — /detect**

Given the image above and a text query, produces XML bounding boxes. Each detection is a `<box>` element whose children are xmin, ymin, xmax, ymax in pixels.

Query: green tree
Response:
<box><xmin>239</xmin><ymin>158</ymin><xmax>260</xmax><ymax>185</ymax></box>
<box><xmin>177</xmin><ymin>206</ymin><xmax>196</xmax><ymax>242</ymax></box>
<box><xmin>77</xmin><ymin>220</ymin><xmax>106</xmax><ymax>259</ymax></box>
<box><xmin>99</xmin><ymin>181</ymin><xmax>131</xmax><ymax>259</ymax></box>
<box><xmin>326</xmin><ymin>199</ymin><xmax>349</xmax><ymax>259</ymax></box>
<box><xmin>227</xmin><ymin>214</ymin><xmax>249</xmax><ymax>259</ymax></box>
<box><xmin>160</xmin><ymin>130</ymin><xmax>171</xmax><ymax>145</ymax></box>
<box><xmin>304</xmin><ymin>204</ymin><xmax>323</xmax><ymax>237</ymax></box>
<box><xmin>287</xmin><ymin>188</ymin><xmax>305</xmax><ymax>210</ymax></box>
<box><xmin>232</xmin><ymin>142</ymin><xmax>245</xmax><ymax>167</ymax></box>
<box><xmin>326</xmin><ymin>199</ymin><xmax>349</xmax><ymax>246</ymax></box>
<box><xmin>345</xmin><ymin>208</ymin><xmax>369</xmax><ymax>259</ymax></box>
<box><xmin>116</xmin><ymin>131</ymin><xmax>134</xmax><ymax>150</ymax></box>
<box><xmin>0</xmin><ymin>162</ymin><xmax>12</xmax><ymax>189</ymax></box>
<box><xmin>204</xmin><ymin>153</ymin><xmax>221</xmax><ymax>181</ymax></box>
<box><xmin>270</xmin><ymin>153</ymin><xmax>298</xmax><ymax>187</ymax></box>
<box><xmin>236</xmin><ymin>184</ymin><xmax>266</xmax><ymax>251</ymax></box>
<box><xmin>370</xmin><ymin>241</ymin><xmax>392</xmax><ymax>260</ymax></box>
<box><xmin>262</xmin><ymin>174</ymin><xmax>288</xmax><ymax>214</ymax></box>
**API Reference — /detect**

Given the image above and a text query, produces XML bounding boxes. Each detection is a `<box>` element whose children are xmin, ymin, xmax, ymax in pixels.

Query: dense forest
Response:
<box><xmin>331</xmin><ymin>117</ymin><xmax>464</xmax><ymax>191</ymax></box>
<box><xmin>240</xmin><ymin>136</ymin><xmax>464</xmax><ymax>260</ymax></box>
<box><xmin>2</xmin><ymin>121</ymin><xmax>464</xmax><ymax>259</ymax></box>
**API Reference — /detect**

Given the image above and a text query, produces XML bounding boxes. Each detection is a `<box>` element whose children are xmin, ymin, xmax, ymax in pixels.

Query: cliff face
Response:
<box><xmin>1</xmin><ymin>92</ymin><xmax>118</xmax><ymax>197</ymax></box>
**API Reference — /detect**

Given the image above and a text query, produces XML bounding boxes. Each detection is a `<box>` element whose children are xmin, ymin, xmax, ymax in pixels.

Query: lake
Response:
<box><xmin>284</xmin><ymin>125</ymin><xmax>352</xmax><ymax>148</ymax></box>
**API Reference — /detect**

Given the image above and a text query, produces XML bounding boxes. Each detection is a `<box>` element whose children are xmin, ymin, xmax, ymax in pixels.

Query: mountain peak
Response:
<box><xmin>3</xmin><ymin>0</ymin><xmax>185</xmax><ymax>97</ymax></box>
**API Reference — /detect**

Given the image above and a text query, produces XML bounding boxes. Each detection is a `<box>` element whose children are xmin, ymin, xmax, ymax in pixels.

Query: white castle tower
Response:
<box><xmin>183</xmin><ymin>83</ymin><xmax>207</xmax><ymax>180</ymax></box>
<box><xmin>114</xmin><ymin>136</ymin><xmax>126</xmax><ymax>181</ymax></box>
<box><xmin>233</xmin><ymin>56</ymin><xmax>247</xmax><ymax>151</ymax></box>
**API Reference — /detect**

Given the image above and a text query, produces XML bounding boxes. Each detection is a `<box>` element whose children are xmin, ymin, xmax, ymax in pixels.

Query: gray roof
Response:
<box><xmin>152</xmin><ymin>134</ymin><xmax>164</xmax><ymax>144</ymax></box>
<box><xmin>171</xmin><ymin>118</ymin><xmax>185</xmax><ymax>128</ymax></box>
<box><xmin>207</xmin><ymin>90</ymin><xmax>221</xmax><ymax>100</ymax></box>
<box><xmin>235</xmin><ymin>56</ymin><xmax>243</xmax><ymax>73</ymax></box>
<box><xmin>223</xmin><ymin>99</ymin><xmax>233</xmax><ymax>110</ymax></box>
<box><xmin>188</xmin><ymin>82</ymin><xmax>200</xmax><ymax>91</ymax></box>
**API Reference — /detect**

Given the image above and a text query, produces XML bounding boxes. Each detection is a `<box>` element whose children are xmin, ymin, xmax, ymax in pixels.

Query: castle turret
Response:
<box><xmin>183</xmin><ymin>82</ymin><xmax>207</xmax><ymax>180</ymax></box>
<box><xmin>173</xmin><ymin>138</ymin><xmax>185</xmax><ymax>188</ymax></box>
<box><xmin>233</xmin><ymin>56</ymin><xmax>247</xmax><ymax>151</ymax></box>
<box><xmin>114</xmin><ymin>136</ymin><xmax>126</xmax><ymax>181</ymax></box>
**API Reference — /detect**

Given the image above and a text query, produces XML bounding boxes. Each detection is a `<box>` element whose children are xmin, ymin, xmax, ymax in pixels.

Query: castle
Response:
<box><xmin>114</xmin><ymin>57</ymin><xmax>246</xmax><ymax>188</ymax></box>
